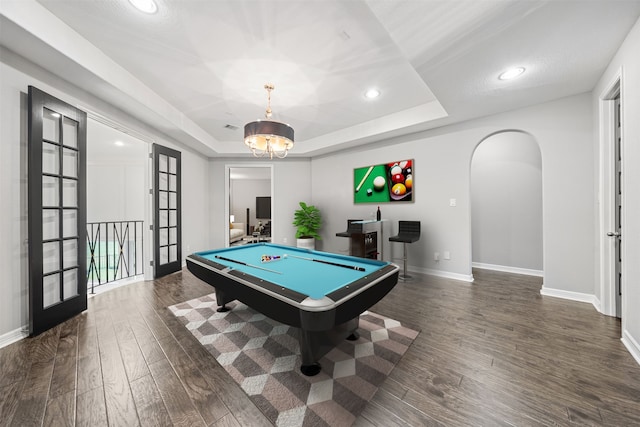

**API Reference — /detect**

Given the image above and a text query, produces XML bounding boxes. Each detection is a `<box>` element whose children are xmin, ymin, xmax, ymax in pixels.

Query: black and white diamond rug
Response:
<box><xmin>169</xmin><ymin>293</ymin><xmax>419</xmax><ymax>426</ymax></box>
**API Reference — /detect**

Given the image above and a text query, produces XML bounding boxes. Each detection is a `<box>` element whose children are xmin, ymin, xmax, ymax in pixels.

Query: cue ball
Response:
<box><xmin>373</xmin><ymin>175</ymin><xmax>386</xmax><ymax>191</ymax></box>
<box><xmin>390</xmin><ymin>165</ymin><xmax>402</xmax><ymax>176</ymax></box>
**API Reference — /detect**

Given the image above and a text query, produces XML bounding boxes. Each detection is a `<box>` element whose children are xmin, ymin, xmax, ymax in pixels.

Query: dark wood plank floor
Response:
<box><xmin>1</xmin><ymin>268</ymin><xmax>639</xmax><ymax>426</ymax></box>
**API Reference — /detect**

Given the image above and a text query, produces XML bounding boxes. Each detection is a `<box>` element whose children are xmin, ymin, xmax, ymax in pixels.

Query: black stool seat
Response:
<box><xmin>336</xmin><ymin>219</ymin><xmax>363</xmax><ymax>237</ymax></box>
<box><xmin>389</xmin><ymin>232</ymin><xmax>420</xmax><ymax>243</ymax></box>
<box><xmin>389</xmin><ymin>221</ymin><xmax>420</xmax><ymax>243</ymax></box>
<box><xmin>388</xmin><ymin>221</ymin><xmax>420</xmax><ymax>280</ymax></box>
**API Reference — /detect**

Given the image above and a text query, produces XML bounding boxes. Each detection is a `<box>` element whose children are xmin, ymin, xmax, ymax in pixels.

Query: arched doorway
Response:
<box><xmin>470</xmin><ymin>131</ymin><xmax>543</xmax><ymax>276</ymax></box>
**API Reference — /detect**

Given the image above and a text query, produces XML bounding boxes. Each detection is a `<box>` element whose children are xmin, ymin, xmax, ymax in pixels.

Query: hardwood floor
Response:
<box><xmin>1</xmin><ymin>268</ymin><xmax>639</xmax><ymax>426</ymax></box>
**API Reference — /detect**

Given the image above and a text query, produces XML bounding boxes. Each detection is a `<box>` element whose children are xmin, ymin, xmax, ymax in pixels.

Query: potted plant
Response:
<box><xmin>293</xmin><ymin>202</ymin><xmax>322</xmax><ymax>249</ymax></box>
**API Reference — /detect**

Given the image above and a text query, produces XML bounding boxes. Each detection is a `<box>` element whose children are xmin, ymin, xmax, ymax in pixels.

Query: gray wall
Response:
<box><xmin>312</xmin><ymin>93</ymin><xmax>594</xmax><ymax>293</ymax></box>
<box><xmin>471</xmin><ymin>131</ymin><xmax>543</xmax><ymax>272</ymax></box>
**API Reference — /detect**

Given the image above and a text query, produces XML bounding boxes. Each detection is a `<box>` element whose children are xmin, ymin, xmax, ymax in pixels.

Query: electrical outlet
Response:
<box><xmin>444</xmin><ymin>251</ymin><xmax>450</xmax><ymax>260</ymax></box>
<box><xmin>434</xmin><ymin>252</ymin><xmax>440</xmax><ymax>261</ymax></box>
<box><xmin>283</xmin><ymin>237</ymin><xmax>288</xmax><ymax>244</ymax></box>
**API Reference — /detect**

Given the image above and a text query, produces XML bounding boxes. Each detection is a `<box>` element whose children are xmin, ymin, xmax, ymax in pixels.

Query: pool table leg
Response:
<box><xmin>298</xmin><ymin>317</ymin><xmax>359</xmax><ymax>376</ymax></box>
<box><xmin>300</xmin><ymin>363</ymin><xmax>322</xmax><ymax>376</ymax></box>
<box><xmin>214</xmin><ymin>288</ymin><xmax>232</xmax><ymax>312</ymax></box>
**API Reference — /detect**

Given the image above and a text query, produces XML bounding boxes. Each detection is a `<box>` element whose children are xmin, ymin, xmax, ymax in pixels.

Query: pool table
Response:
<box><xmin>186</xmin><ymin>243</ymin><xmax>399</xmax><ymax>376</ymax></box>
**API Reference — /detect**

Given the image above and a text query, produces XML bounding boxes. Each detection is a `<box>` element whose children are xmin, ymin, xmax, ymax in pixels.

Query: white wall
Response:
<box><xmin>0</xmin><ymin>48</ymin><xmax>211</xmax><ymax>342</ymax></box>
<box><xmin>471</xmin><ymin>131</ymin><xmax>543</xmax><ymax>272</ymax></box>
<box><xmin>87</xmin><ymin>164</ymin><xmax>145</xmax><ymax>222</ymax></box>
<box><xmin>593</xmin><ymin>17</ymin><xmax>640</xmax><ymax>361</ymax></box>
<box><xmin>312</xmin><ymin>93</ymin><xmax>594</xmax><ymax>291</ymax></box>
<box><xmin>87</xmin><ymin>119</ymin><xmax>147</xmax><ymax>223</ymax></box>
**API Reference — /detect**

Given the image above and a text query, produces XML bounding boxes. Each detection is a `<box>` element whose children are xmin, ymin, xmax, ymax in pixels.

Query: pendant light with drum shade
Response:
<box><xmin>244</xmin><ymin>84</ymin><xmax>294</xmax><ymax>159</ymax></box>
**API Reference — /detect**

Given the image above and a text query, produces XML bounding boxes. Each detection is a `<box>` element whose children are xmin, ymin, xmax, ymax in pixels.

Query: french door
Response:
<box><xmin>28</xmin><ymin>86</ymin><xmax>87</xmax><ymax>336</ymax></box>
<box><xmin>152</xmin><ymin>144</ymin><xmax>182</xmax><ymax>278</ymax></box>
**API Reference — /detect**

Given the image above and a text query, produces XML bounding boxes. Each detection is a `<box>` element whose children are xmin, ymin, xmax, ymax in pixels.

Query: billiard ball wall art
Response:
<box><xmin>353</xmin><ymin>159</ymin><xmax>413</xmax><ymax>204</ymax></box>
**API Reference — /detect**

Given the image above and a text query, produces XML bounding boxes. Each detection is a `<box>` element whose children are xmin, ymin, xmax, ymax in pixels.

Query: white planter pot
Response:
<box><xmin>296</xmin><ymin>238</ymin><xmax>315</xmax><ymax>250</ymax></box>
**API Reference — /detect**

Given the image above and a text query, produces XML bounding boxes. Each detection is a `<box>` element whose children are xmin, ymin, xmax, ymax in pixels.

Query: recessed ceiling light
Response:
<box><xmin>498</xmin><ymin>67</ymin><xmax>525</xmax><ymax>80</ymax></box>
<box><xmin>129</xmin><ymin>0</ymin><xmax>158</xmax><ymax>14</ymax></box>
<box><xmin>365</xmin><ymin>88</ymin><xmax>380</xmax><ymax>99</ymax></box>
<box><xmin>114</xmin><ymin>141</ymin><xmax>125</xmax><ymax>147</ymax></box>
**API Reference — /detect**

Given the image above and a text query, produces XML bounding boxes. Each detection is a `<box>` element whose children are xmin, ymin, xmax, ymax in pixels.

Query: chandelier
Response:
<box><xmin>244</xmin><ymin>84</ymin><xmax>294</xmax><ymax>159</ymax></box>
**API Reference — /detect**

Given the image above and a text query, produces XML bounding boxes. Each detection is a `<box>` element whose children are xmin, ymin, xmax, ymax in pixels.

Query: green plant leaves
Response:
<box><xmin>293</xmin><ymin>202</ymin><xmax>322</xmax><ymax>239</ymax></box>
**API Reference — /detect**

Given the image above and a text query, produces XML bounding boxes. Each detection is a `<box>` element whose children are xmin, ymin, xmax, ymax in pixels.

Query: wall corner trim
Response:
<box><xmin>472</xmin><ymin>262</ymin><xmax>543</xmax><ymax>277</ymax></box>
<box><xmin>0</xmin><ymin>326</ymin><xmax>28</xmax><ymax>349</ymax></box>
<box><xmin>417</xmin><ymin>268</ymin><xmax>474</xmax><ymax>282</ymax></box>
<box><xmin>540</xmin><ymin>286</ymin><xmax>598</xmax><ymax>311</ymax></box>
<box><xmin>622</xmin><ymin>330</ymin><xmax>640</xmax><ymax>366</ymax></box>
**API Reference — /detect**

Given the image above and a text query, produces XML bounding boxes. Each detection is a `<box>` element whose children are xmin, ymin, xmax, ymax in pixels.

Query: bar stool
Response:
<box><xmin>389</xmin><ymin>221</ymin><xmax>421</xmax><ymax>280</ymax></box>
<box><xmin>335</xmin><ymin>219</ymin><xmax>363</xmax><ymax>237</ymax></box>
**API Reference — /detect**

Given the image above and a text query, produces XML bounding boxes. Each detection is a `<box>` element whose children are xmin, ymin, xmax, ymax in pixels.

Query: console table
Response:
<box><xmin>336</xmin><ymin>219</ymin><xmax>385</xmax><ymax>260</ymax></box>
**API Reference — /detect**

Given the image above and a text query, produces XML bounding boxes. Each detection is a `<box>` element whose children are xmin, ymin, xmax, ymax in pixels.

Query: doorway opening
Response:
<box><xmin>470</xmin><ymin>131</ymin><xmax>543</xmax><ymax>276</ymax></box>
<box><xmin>86</xmin><ymin>116</ymin><xmax>151</xmax><ymax>294</ymax></box>
<box><xmin>599</xmin><ymin>75</ymin><xmax>622</xmax><ymax>319</ymax></box>
<box><xmin>225</xmin><ymin>165</ymin><xmax>274</xmax><ymax>247</ymax></box>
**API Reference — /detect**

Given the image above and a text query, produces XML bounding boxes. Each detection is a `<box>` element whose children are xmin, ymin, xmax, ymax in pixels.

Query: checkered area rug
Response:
<box><xmin>169</xmin><ymin>293</ymin><xmax>419</xmax><ymax>427</ymax></box>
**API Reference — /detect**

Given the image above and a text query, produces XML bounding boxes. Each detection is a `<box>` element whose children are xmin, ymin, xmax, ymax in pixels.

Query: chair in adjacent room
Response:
<box><xmin>388</xmin><ymin>220</ymin><xmax>421</xmax><ymax>280</ymax></box>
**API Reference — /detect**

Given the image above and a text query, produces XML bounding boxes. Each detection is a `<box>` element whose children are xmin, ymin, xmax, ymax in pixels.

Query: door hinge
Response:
<box><xmin>149</xmin><ymin>224</ymin><xmax>153</xmax><ymax>231</ymax></box>
<box><xmin>149</xmin><ymin>189</ymin><xmax>153</xmax><ymax>195</ymax></box>
<box><xmin>150</xmin><ymin>260</ymin><xmax>154</xmax><ymax>266</ymax></box>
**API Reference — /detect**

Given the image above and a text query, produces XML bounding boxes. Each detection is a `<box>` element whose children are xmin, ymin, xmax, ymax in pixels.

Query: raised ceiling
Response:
<box><xmin>2</xmin><ymin>0</ymin><xmax>640</xmax><ymax>157</ymax></box>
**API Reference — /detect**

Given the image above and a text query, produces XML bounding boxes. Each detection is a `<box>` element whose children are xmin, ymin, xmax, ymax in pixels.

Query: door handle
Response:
<box><xmin>607</xmin><ymin>231</ymin><xmax>621</xmax><ymax>237</ymax></box>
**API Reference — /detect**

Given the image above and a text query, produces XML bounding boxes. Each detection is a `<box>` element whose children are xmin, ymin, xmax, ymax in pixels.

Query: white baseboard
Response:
<box><xmin>622</xmin><ymin>329</ymin><xmax>640</xmax><ymax>366</ymax></box>
<box><xmin>0</xmin><ymin>326</ymin><xmax>28</xmax><ymax>349</ymax></box>
<box><xmin>472</xmin><ymin>262</ymin><xmax>543</xmax><ymax>277</ymax></box>
<box><xmin>540</xmin><ymin>286</ymin><xmax>599</xmax><ymax>311</ymax></box>
<box><xmin>412</xmin><ymin>267</ymin><xmax>474</xmax><ymax>282</ymax></box>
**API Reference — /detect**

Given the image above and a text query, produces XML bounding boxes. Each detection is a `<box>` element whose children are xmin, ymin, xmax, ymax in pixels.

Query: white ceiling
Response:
<box><xmin>2</xmin><ymin>0</ymin><xmax>640</xmax><ymax>158</ymax></box>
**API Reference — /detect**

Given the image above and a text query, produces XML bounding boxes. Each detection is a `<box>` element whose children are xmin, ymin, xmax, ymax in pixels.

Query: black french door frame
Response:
<box><xmin>152</xmin><ymin>144</ymin><xmax>182</xmax><ymax>278</ymax></box>
<box><xmin>28</xmin><ymin>86</ymin><xmax>87</xmax><ymax>336</ymax></box>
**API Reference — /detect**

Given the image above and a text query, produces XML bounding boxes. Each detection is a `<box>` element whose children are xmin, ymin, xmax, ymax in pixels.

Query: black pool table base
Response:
<box><xmin>300</xmin><ymin>363</ymin><xmax>322</xmax><ymax>376</ymax></box>
<box><xmin>299</xmin><ymin>329</ymin><xmax>360</xmax><ymax>376</ymax></box>
<box><xmin>186</xmin><ymin>250</ymin><xmax>400</xmax><ymax>377</ymax></box>
<box><xmin>298</xmin><ymin>317</ymin><xmax>360</xmax><ymax>376</ymax></box>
